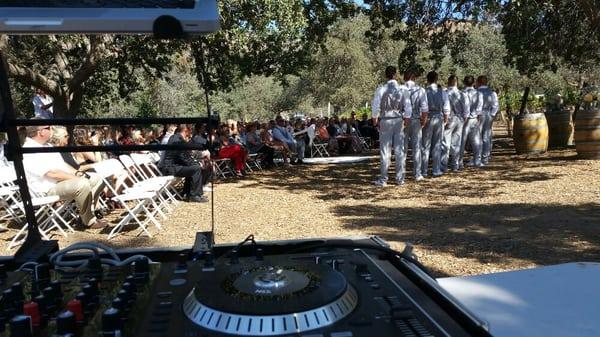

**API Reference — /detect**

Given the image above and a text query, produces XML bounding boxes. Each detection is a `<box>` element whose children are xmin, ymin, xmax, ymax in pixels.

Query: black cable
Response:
<box><xmin>221</xmin><ymin>234</ymin><xmax>257</xmax><ymax>259</ymax></box>
<box><xmin>285</xmin><ymin>240</ymin><xmax>435</xmax><ymax>279</ymax></box>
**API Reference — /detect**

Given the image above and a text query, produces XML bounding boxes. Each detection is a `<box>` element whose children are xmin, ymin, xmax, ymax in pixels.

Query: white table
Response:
<box><xmin>438</xmin><ymin>262</ymin><xmax>600</xmax><ymax>337</ymax></box>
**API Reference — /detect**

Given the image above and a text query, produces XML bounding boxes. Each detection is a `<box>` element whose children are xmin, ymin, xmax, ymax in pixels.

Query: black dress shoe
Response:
<box><xmin>188</xmin><ymin>195</ymin><xmax>209</xmax><ymax>203</ymax></box>
<box><xmin>94</xmin><ymin>210</ymin><xmax>104</xmax><ymax>219</ymax></box>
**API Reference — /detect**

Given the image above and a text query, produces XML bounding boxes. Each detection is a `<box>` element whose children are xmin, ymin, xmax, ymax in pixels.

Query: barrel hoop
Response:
<box><xmin>574</xmin><ymin>125</ymin><xmax>600</xmax><ymax>130</ymax></box>
<box><xmin>514</xmin><ymin>125</ymin><xmax>549</xmax><ymax>131</ymax></box>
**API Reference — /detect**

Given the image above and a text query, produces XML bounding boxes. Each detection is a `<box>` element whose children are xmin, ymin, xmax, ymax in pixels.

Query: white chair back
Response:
<box><xmin>307</xmin><ymin>124</ymin><xmax>317</xmax><ymax>147</ymax></box>
<box><xmin>92</xmin><ymin>159</ymin><xmax>123</xmax><ymax>179</ymax></box>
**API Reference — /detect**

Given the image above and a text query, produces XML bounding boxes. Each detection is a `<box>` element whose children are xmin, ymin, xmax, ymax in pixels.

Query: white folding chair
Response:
<box><xmin>8</xmin><ymin>194</ymin><xmax>74</xmax><ymax>250</ymax></box>
<box><xmin>245</xmin><ymin>153</ymin><xmax>262</xmax><ymax>172</ymax></box>
<box><xmin>213</xmin><ymin>158</ymin><xmax>234</xmax><ymax>178</ymax></box>
<box><xmin>93</xmin><ymin>159</ymin><xmax>165</xmax><ymax>239</ymax></box>
<box><xmin>0</xmin><ymin>165</ymin><xmax>74</xmax><ymax>249</ymax></box>
<box><xmin>120</xmin><ymin>154</ymin><xmax>181</xmax><ymax>209</ymax></box>
<box><xmin>307</xmin><ymin>124</ymin><xmax>330</xmax><ymax>157</ymax></box>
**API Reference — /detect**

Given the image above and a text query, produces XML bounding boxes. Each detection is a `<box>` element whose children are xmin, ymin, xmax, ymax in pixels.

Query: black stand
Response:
<box><xmin>0</xmin><ymin>51</ymin><xmax>59</xmax><ymax>263</ymax></box>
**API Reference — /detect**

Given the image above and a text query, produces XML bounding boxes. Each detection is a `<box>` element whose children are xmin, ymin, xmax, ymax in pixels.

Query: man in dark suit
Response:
<box><xmin>158</xmin><ymin>124</ymin><xmax>209</xmax><ymax>203</ymax></box>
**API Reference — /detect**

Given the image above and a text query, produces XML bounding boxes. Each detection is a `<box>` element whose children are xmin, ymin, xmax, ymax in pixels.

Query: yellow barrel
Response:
<box><xmin>545</xmin><ymin>110</ymin><xmax>574</xmax><ymax>148</ymax></box>
<box><xmin>574</xmin><ymin>107</ymin><xmax>600</xmax><ymax>159</ymax></box>
<box><xmin>513</xmin><ymin>113</ymin><xmax>549</xmax><ymax>154</ymax></box>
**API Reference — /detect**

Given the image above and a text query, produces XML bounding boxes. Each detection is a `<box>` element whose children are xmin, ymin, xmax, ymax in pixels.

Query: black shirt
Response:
<box><xmin>159</xmin><ymin>133</ymin><xmax>197</xmax><ymax>168</ymax></box>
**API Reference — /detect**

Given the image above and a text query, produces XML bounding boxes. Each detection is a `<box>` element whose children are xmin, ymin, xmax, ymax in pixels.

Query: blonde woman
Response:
<box><xmin>72</xmin><ymin>128</ymin><xmax>103</xmax><ymax>165</ymax></box>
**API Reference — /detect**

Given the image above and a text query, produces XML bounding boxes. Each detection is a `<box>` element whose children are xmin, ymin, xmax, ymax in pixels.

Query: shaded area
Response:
<box><xmin>332</xmin><ymin>202</ymin><xmax>600</xmax><ymax>274</ymax></box>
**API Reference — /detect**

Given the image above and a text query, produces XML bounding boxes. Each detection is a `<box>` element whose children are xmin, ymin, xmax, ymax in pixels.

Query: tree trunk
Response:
<box><xmin>52</xmin><ymin>92</ymin><xmax>70</xmax><ymax>118</ymax></box>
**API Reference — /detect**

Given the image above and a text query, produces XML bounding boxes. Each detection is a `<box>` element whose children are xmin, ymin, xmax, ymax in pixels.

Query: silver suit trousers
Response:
<box><xmin>460</xmin><ymin>117</ymin><xmax>482</xmax><ymax>165</ymax></box>
<box><xmin>480</xmin><ymin>114</ymin><xmax>494</xmax><ymax>163</ymax></box>
<box><xmin>404</xmin><ymin>119</ymin><xmax>423</xmax><ymax>178</ymax></box>
<box><xmin>442</xmin><ymin>115</ymin><xmax>464</xmax><ymax>170</ymax></box>
<box><xmin>378</xmin><ymin>118</ymin><xmax>406</xmax><ymax>182</ymax></box>
<box><xmin>421</xmin><ymin>116</ymin><xmax>444</xmax><ymax>175</ymax></box>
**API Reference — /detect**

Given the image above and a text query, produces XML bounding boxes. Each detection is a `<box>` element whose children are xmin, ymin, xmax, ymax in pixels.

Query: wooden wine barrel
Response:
<box><xmin>513</xmin><ymin>113</ymin><xmax>549</xmax><ymax>154</ymax></box>
<box><xmin>545</xmin><ymin>110</ymin><xmax>574</xmax><ymax>148</ymax></box>
<box><xmin>574</xmin><ymin>107</ymin><xmax>600</xmax><ymax>159</ymax></box>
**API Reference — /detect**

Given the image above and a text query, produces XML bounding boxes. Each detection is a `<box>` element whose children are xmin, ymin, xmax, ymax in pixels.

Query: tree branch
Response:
<box><xmin>68</xmin><ymin>87</ymin><xmax>85</xmax><ymax>118</ymax></box>
<box><xmin>67</xmin><ymin>35</ymin><xmax>106</xmax><ymax>91</ymax></box>
<box><xmin>49</xmin><ymin>35</ymin><xmax>73</xmax><ymax>80</ymax></box>
<box><xmin>6</xmin><ymin>60</ymin><xmax>59</xmax><ymax>94</ymax></box>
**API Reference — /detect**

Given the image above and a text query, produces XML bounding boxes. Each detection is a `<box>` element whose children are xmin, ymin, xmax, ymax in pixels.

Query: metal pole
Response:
<box><xmin>192</xmin><ymin>39</ymin><xmax>216</xmax><ymax>245</ymax></box>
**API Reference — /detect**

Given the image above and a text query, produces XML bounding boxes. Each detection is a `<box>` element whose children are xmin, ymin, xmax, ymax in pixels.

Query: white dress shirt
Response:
<box><xmin>32</xmin><ymin>94</ymin><xmax>54</xmax><ymax>119</ymax></box>
<box><xmin>371</xmin><ymin>79</ymin><xmax>412</xmax><ymax>119</ymax></box>
<box><xmin>426</xmin><ymin>83</ymin><xmax>451</xmax><ymax>117</ymax></box>
<box><xmin>404</xmin><ymin>80</ymin><xmax>429</xmax><ymax>119</ymax></box>
<box><xmin>22</xmin><ymin>137</ymin><xmax>72</xmax><ymax>194</ymax></box>
<box><xmin>478</xmin><ymin>85</ymin><xmax>500</xmax><ymax>117</ymax></box>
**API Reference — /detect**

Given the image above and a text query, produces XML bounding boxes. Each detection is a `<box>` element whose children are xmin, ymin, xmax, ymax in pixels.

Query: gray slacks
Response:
<box><xmin>460</xmin><ymin>118</ymin><xmax>482</xmax><ymax>166</ymax></box>
<box><xmin>378</xmin><ymin>118</ymin><xmax>406</xmax><ymax>182</ymax></box>
<box><xmin>421</xmin><ymin>116</ymin><xmax>444</xmax><ymax>175</ymax></box>
<box><xmin>404</xmin><ymin>119</ymin><xmax>423</xmax><ymax>178</ymax></box>
<box><xmin>442</xmin><ymin>115</ymin><xmax>464</xmax><ymax>171</ymax></box>
<box><xmin>480</xmin><ymin>114</ymin><xmax>494</xmax><ymax>163</ymax></box>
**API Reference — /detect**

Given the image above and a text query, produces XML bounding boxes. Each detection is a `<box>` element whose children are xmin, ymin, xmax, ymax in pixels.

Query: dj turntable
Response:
<box><xmin>0</xmin><ymin>236</ymin><xmax>492</xmax><ymax>337</ymax></box>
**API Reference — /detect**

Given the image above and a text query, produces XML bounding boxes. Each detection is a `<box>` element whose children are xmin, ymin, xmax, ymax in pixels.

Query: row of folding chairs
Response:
<box><xmin>0</xmin><ymin>163</ymin><xmax>78</xmax><ymax>249</ymax></box>
<box><xmin>95</xmin><ymin>153</ymin><xmax>183</xmax><ymax>239</ymax></box>
<box><xmin>212</xmin><ymin>153</ymin><xmax>264</xmax><ymax>179</ymax></box>
<box><xmin>0</xmin><ymin>152</ymin><xmax>183</xmax><ymax>249</ymax></box>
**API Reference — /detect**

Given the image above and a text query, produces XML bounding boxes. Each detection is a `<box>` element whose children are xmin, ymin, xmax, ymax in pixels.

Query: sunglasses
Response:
<box><xmin>39</xmin><ymin>126</ymin><xmax>51</xmax><ymax>131</ymax></box>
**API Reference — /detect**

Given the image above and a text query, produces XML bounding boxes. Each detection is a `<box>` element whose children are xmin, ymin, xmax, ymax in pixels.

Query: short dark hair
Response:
<box><xmin>385</xmin><ymin>66</ymin><xmax>397</xmax><ymax>80</ymax></box>
<box><xmin>477</xmin><ymin>75</ymin><xmax>488</xmax><ymax>85</ymax></box>
<box><xmin>463</xmin><ymin>75</ymin><xmax>475</xmax><ymax>87</ymax></box>
<box><xmin>403</xmin><ymin>68</ymin><xmax>418</xmax><ymax>81</ymax></box>
<box><xmin>448</xmin><ymin>75</ymin><xmax>458</xmax><ymax>86</ymax></box>
<box><xmin>426</xmin><ymin>71</ymin><xmax>438</xmax><ymax>83</ymax></box>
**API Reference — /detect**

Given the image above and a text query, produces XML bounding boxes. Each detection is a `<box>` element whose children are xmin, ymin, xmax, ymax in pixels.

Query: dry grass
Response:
<box><xmin>2</xmin><ymin>125</ymin><xmax>599</xmax><ymax>277</ymax></box>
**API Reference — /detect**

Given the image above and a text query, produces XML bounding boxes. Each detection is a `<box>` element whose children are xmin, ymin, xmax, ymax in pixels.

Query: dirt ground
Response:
<box><xmin>2</xmin><ymin>124</ymin><xmax>599</xmax><ymax>278</ymax></box>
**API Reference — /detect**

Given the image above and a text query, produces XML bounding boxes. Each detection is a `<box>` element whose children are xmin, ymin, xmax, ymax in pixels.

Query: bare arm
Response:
<box><xmin>45</xmin><ymin>169</ymin><xmax>79</xmax><ymax>182</ymax></box>
<box><xmin>82</xmin><ymin>151</ymin><xmax>102</xmax><ymax>163</ymax></box>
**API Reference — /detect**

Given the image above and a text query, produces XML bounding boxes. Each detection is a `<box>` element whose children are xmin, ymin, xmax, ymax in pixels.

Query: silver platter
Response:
<box><xmin>183</xmin><ymin>284</ymin><xmax>358</xmax><ymax>336</ymax></box>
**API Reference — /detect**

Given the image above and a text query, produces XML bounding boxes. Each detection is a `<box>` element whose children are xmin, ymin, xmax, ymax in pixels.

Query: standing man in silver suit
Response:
<box><xmin>442</xmin><ymin>75</ymin><xmax>468</xmax><ymax>172</ymax></box>
<box><xmin>477</xmin><ymin>75</ymin><xmax>499</xmax><ymax>164</ymax></box>
<box><xmin>422</xmin><ymin>71</ymin><xmax>450</xmax><ymax>177</ymax></box>
<box><xmin>403</xmin><ymin>69</ymin><xmax>429</xmax><ymax>182</ymax></box>
<box><xmin>460</xmin><ymin>75</ymin><xmax>484</xmax><ymax>167</ymax></box>
<box><xmin>372</xmin><ymin>66</ymin><xmax>412</xmax><ymax>187</ymax></box>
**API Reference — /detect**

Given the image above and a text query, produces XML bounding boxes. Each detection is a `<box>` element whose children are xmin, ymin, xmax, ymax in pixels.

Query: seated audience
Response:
<box><xmin>246</xmin><ymin>122</ymin><xmax>275</xmax><ymax>167</ymax></box>
<box><xmin>292</xmin><ymin>120</ymin><xmax>308</xmax><ymax>164</ymax></box>
<box><xmin>22</xmin><ymin>123</ymin><xmax>107</xmax><ymax>229</ymax></box>
<box><xmin>216</xmin><ymin>124</ymin><xmax>248</xmax><ymax>176</ymax></box>
<box><xmin>158</xmin><ymin>124</ymin><xmax>209</xmax><ymax>203</ymax></box>
<box><xmin>272</xmin><ymin>116</ymin><xmax>299</xmax><ymax>163</ymax></box>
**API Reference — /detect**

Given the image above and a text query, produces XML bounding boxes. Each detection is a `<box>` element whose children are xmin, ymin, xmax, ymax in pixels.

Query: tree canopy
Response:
<box><xmin>1</xmin><ymin>0</ymin><xmax>599</xmax><ymax>121</ymax></box>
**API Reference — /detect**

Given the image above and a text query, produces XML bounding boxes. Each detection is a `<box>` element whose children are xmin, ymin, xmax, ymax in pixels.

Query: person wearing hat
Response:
<box><xmin>371</xmin><ymin>66</ymin><xmax>412</xmax><ymax>187</ymax></box>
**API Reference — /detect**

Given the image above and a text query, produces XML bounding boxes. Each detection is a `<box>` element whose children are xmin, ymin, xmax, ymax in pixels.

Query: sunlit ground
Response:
<box><xmin>2</xmin><ymin>124</ymin><xmax>599</xmax><ymax>277</ymax></box>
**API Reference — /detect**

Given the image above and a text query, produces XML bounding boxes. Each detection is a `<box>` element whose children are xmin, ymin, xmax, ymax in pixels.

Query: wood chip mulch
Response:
<box><xmin>2</xmin><ymin>125</ymin><xmax>599</xmax><ymax>278</ymax></box>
